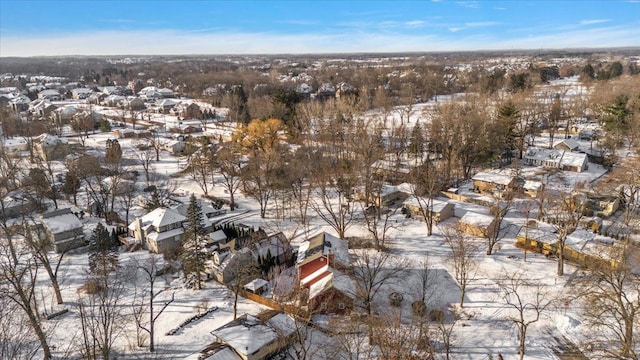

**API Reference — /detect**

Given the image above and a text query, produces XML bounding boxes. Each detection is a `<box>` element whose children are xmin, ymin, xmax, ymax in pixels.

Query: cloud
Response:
<box><xmin>404</xmin><ymin>20</ymin><xmax>425</xmax><ymax>28</ymax></box>
<box><xmin>464</xmin><ymin>21</ymin><xmax>500</xmax><ymax>27</ymax></box>
<box><xmin>448</xmin><ymin>21</ymin><xmax>500</xmax><ymax>32</ymax></box>
<box><xmin>455</xmin><ymin>1</ymin><xmax>479</xmax><ymax>8</ymax></box>
<box><xmin>1</xmin><ymin>24</ymin><xmax>638</xmax><ymax>57</ymax></box>
<box><xmin>579</xmin><ymin>19</ymin><xmax>611</xmax><ymax>25</ymax></box>
<box><xmin>278</xmin><ymin>20</ymin><xmax>318</xmax><ymax>26</ymax></box>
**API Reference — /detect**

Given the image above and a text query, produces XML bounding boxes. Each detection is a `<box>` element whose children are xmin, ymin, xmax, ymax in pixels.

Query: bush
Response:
<box><xmin>100</xmin><ymin>120</ymin><xmax>112</xmax><ymax>132</ymax></box>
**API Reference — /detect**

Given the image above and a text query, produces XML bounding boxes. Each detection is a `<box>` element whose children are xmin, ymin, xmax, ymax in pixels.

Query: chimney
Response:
<box><xmin>134</xmin><ymin>217</ymin><xmax>144</xmax><ymax>244</ymax></box>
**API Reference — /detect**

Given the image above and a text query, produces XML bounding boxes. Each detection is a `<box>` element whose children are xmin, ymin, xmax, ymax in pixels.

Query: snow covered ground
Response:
<box><xmin>15</xmin><ymin>77</ymin><xmax>635</xmax><ymax>359</ymax></box>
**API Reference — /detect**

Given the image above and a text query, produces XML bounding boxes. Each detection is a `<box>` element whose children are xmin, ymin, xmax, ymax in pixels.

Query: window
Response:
<box><xmin>338</xmin><ymin>303</ymin><xmax>345</xmax><ymax>310</ymax></box>
<box><xmin>320</xmin><ymin>302</ymin><xmax>327</xmax><ymax>310</ymax></box>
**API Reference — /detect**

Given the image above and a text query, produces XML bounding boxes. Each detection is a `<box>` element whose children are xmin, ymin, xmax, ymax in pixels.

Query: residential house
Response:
<box><xmin>356</xmin><ymin>182</ymin><xmax>413</xmax><ymax>207</ymax></box>
<box><xmin>517</xmin><ymin>223</ymin><xmax>621</xmax><ymax>270</ymax></box>
<box><xmin>403</xmin><ymin>197</ymin><xmax>455</xmax><ymax>224</ymax></box>
<box><xmin>30</xmin><ymin>100</ymin><xmax>58</xmax><ymax>118</ymax></box>
<box><xmin>113</xmin><ymin>128</ymin><xmax>151</xmax><ymax>139</ymax></box>
<box><xmin>515</xmin><ymin>220</ymin><xmax>558</xmax><ymax>255</ymax></box>
<box><xmin>296</xmin><ymin>83</ymin><xmax>313</xmax><ymax>100</ymax></box>
<box><xmin>128</xmin><ymin>207</ymin><xmax>186</xmax><ymax>253</ymax></box>
<box><xmin>173</xmin><ymin>124</ymin><xmax>202</xmax><ymax>134</ymax></box>
<box><xmin>0</xmin><ymin>191</ymin><xmax>36</xmax><ymax>219</ymax></box>
<box><xmin>175</xmin><ymin>102</ymin><xmax>202</xmax><ymax>118</ymax></box>
<box><xmin>54</xmin><ymin>105</ymin><xmax>78</xmax><ymax>121</ymax></box>
<box><xmin>554</xmin><ymin>137</ymin><xmax>580</xmax><ymax>152</ymax></box>
<box><xmin>206</xmin><ymin>230</ymin><xmax>290</xmax><ymax>284</ymax></box>
<box><xmin>40</xmin><ymin>208</ymin><xmax>84</xmax><ymax>253</ymax></box>
<box><xmin>523</xmin><ymin>180</ymin><xmax>544</xmax><ymax>198</ymax></box>
<box><xmin>38</xmin><ymin>89</ymin><xmax>62</xmax><ymax>101</ymax></box>
<box><xmin>579</xmin><ymin>193</ymin><xmax>620</xmax><ymax>217</ymax></box>
<box><xmin>458</xmin><ymin>211</ymin><xmax>497</xmax><ymax>238</ymax></box>
<box><xmin>292</xmin><ymin>232</ymin><xmax>354</xmax><ymax>314</ymax></box>
<box><xmin>123</xmin><ymin>97</ymin><xmax>146</xmax><ymax>111</ymax></box>
<box><xmin>155</xmin><ymin>98</ymin><xmax>179</xmax><ymax>113</ymax></box>
<box><xmin>206</xmin><ymin>248</ymin><xmax>253</xmax><ymax>284</ymax></box>
<box><xmin>163</xmin><ymin>139</ymin><xmax>185</xmax><ymax>154</ymax></box>
<box><xmin>472</xmin><ymin>170</ymin><xmax>517</xmax><ymax>196</ymax></box>
<box><xmin>71</xmin><ymin>88</ymin><xmax>94</xmax><ymax>100</ymax></box>
<box><xmin>209</xmin><ymin>312</ymin><xmax>296</xmax><ymax>360</ymax></box>
<box><xmin>523</xmin><ymin>147</ymin><xmax>588</xmax><ymax>172</ymax></box>
<box><xmin>11</xmin><ymin>94</ymin><xmax>31</xmax><ymax>112</ymax></box>
<box><xmin>316</xmin><ymin>83</ymin><xmax>336</xmax><ymax>101</ymax></box>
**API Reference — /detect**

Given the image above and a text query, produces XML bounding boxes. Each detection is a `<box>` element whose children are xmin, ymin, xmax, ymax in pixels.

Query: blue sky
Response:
<box><xmin>1</xmin><ymin>0</ymin><xmax>639</xmax><ymax>56</ymax></box>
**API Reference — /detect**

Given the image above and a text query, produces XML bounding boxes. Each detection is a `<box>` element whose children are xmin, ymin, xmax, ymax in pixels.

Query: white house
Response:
<box><xmin>128</xmin><ymin>207</ymin><xmax>186</xmax><ymax>253</ymax></box>
<box><xmin>41</xmin><ymin>208</ymin><xmax>84</xmax><ymax>253</ymax></box>
<box><xmin>523</xmin><ymin>147</ymin><xmax>588</xmax><ymax>172</ymax></box>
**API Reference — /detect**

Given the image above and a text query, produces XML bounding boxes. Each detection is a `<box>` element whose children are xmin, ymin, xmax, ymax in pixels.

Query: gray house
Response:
<box><xmin>41</xmin><ymin>208</ymin><xmax>84</xmax><ymax>253</ymax></box>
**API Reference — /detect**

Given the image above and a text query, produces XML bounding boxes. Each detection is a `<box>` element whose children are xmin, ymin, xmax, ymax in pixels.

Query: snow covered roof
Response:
<box><xmin>565</xmin><ymin>229</ymin><xmax>597</xmax><ymax>250</ymax></box>
<box><xmin>517</xmin><ymin>221</ymin><xmax>558</xmax><ymax>243</ymax></box>
<box><xmin>297</xmin><ymin>232</ymin><xmax>349</xmax><ymax>266</ymax></box>
<box><xmin>524</xmin><ymin>147</ymin><xmax>587</xmax><ymax>169</ymax></box>
<box><xmin>472</xmin><ymin>170</ymin><xmax>514</xmax><ymax>186</ymax></box>
<box><xmin>555</xmin><ymin>137</ymin><xmax>580</xmax><ymax>151</ymax></box>
<box><xmin>41</xmin><ymin>208</ymin><xmax>82</xmax><ymax>234</ymax></box>
<box><xmin>211</xmin><ymin>313</ymin><xmax>295</xmax><ymax>357</ymax></box>
<box><xmin>146</xmin><ymin>227</ymin><xmax>184</xmax><ymax>243</ymax></box>
<box><xmin>205</xmin><ymin>347</ymin><xmax>242</xmax><ymax>360</ymax></box>
<box><xmin>244</xmin><ymin>278</ymin><xmax>268</xmax><ymax>292</ymax></box>
<box><xmin>209</xmin><ymin>229</ymin><xmax>228</xmax><ymax>242</ymax></box>
<box><xmin>134</xmin><ymin>207</ymin><xmax>186</xmax><ymax>230</ymax></box>
<box><xmin>381</xmin><ymin>182</ymin><xmax>414</xmax><ymax>197</ymax></box>
<box><xmin>403</xmin><ymin>197</ymin><xmax>454</xmax><ymax>213</ymax></box>
<box><xmin>523</xmin><ymin>180</ymin><xmax>543</xmax><ymax>191</ymax></box>
<box><xmin>459</xmin><ymin>211</ymin><xmax>495</xmax><ymax>227</ymax></box>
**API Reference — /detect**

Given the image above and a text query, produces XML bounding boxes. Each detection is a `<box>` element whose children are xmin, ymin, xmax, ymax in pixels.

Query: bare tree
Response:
<box><xmin>131</xmin><ymin>255</ymin><xmax>175</xmax><ymax>353</ymax></box>
<box><xmin>485</xmin><ymin>196</ymin><xmax>514</xmax><ymax>256</ymax></box>
<box><xmin>22</xmin><ymin>219</ymin><xmax>67</xmax><ymax>304</ymax></box>
<box><xmin>148</xmin><ymin>130</ymin><xmax>165</xmax><ymax>162</ymax></box>
<box><xmin>409</xmin><ymin>158</ymin><xmax>444</xmax><ymax>236</ymax></box>
<box><xmin>188</xmin><ymin>150</ymin><xmax>214</xmax><ymax>196</ymax></box>
<box><xmin>0</xmin><ymin>221</ymin><xmax>52</xmax><ymax>359</ymax></box>
<box><xmin>77</xmin><ymin>268</ymin><xmax>128</xmax><ymax>360</ymax></box>
<box><xmin>241</xmin><ymin>153</ymin><xmax>275</xmax><ymax>218</ymax></box>
<box><xmin>135</xmin><ymin>142</ymin><xmax>155</xmax><ymax>184</ymax></box>
<box><xmin>370</xmin><ymin>309</ymin><xmax>433</xmax><ymax>360</ymax></box>
<box><xmin>361</xmin><ymin>203</ymin><xmax>396</xmax><ymax>251</ymax></box>
<box><xmin>575</xmin><ymin>244</ymin><xmax>639</xmax><ymax>360</ymax></box>
<box><xmin>349</xmin><ymin>250</ymin><xmax>407</xmax><ymax>315</ymax></box>
<box><xmin>310</xmin><ymin>156</ymin><xmax>357</xmax><ymax>239</ymax></box>
<box><xmin>500</xmin><ymin>270</ymin><xmax>554</xmax><ymax>360</ymax></box>
<box><xmin>546</xmin><ymin>191</ymin><xmax>584</xmax><ymax>276</ymax></box>
<box><xmin>442</xmin><ymin>224</ymin><xmax>479</xmax><ymax>308</ymax></box>
<box><xmin>213</xmin><ymin>146</ymin><xmax>244</xmax><ymax>211</ymax></box>
<box><xmin>0</xmin><ymin>296</ymin><xmax>40</xmax><ymax>360</ymax></box>
<box><xmin>435</xmin><ymin>308</ymin><xmax>457</xmax><ymax>360</ymax></box>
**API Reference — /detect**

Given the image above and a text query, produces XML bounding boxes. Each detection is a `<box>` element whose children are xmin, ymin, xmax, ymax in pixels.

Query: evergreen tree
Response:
<box><xmin>180</xmin><ymin>194</ymin><xmax>207</xmax><ymax>290</ymax></box>
<box><xmin>228</xmin><ymin>85</ymin><xmax>250</xmax><ymax>124</ymax></box>
<box><xmin>88</xmin><ymin>222</ymin><xmax>119</xmax><ymax>281</ymax></box>
<box><xmin>408</xmin><ymin>122</ymin><xmax>425</xmax><ymax>161</ymax></box>
<box><xmin>62</xmin><ymin>170</ymin><xmax>81</xmax><ymax>205</ymax></box>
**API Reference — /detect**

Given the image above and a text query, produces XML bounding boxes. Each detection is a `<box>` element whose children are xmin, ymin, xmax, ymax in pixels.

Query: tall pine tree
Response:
<box><xmin>180</xmin><ymin>194</ymin><xmax>207</xmax><ymax>290</ymax></box>
<box><xmin>89</xmin><ymin>222</ymin><xmax>119</xmax><ymax>283</ymax></box>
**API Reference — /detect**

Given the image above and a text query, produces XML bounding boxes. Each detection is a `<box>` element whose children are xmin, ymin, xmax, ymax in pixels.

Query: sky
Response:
<box><xmin>0</xmin><ymin>0</ymin><xmax>639</xmax><ymax>56</ymax></box>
